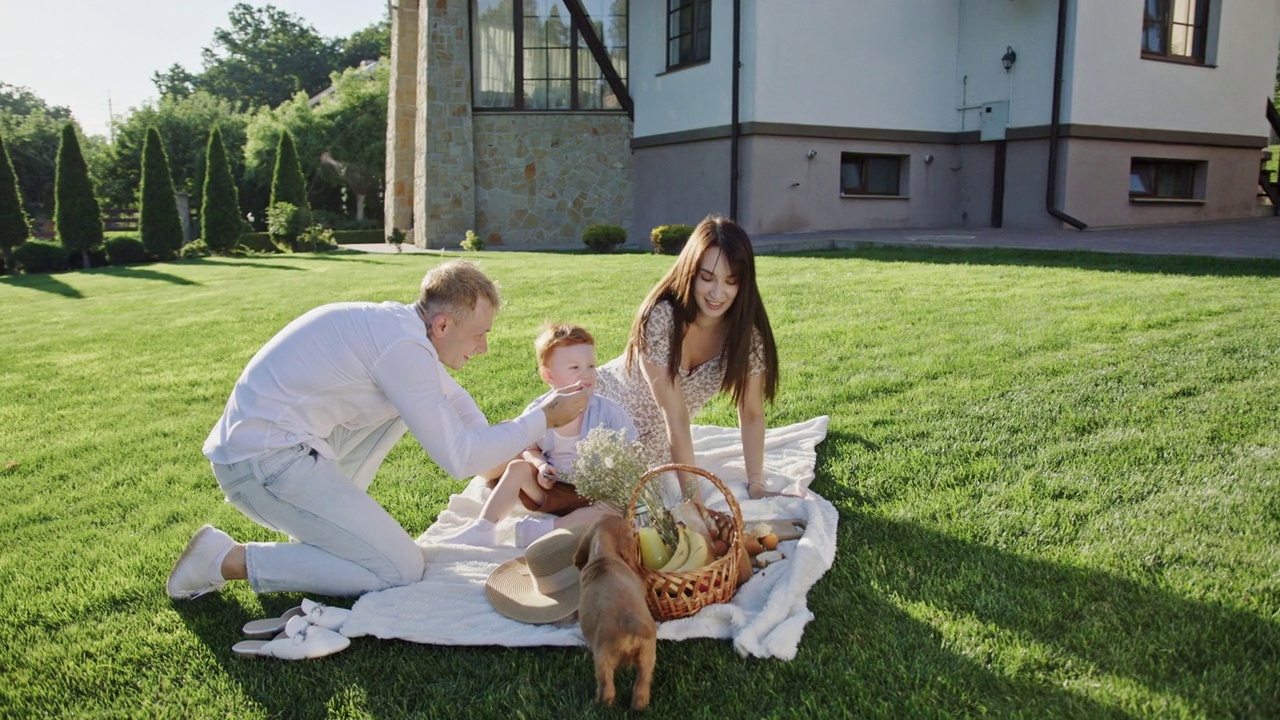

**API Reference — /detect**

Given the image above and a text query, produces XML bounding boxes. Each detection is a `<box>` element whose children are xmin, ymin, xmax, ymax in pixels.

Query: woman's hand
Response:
<box><xmin>538</xmin><ymin>383</ymin><xmax>588</xmax><ymax>428</ymax></box>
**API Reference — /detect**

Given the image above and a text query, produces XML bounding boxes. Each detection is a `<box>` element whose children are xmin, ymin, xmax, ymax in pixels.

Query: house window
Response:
<box><xmin>841</xmin><ymin>153</ymin><xmax>904</xmax><ymax>196</ymax></box>
<box><xmin>1129</xmin><ymin>158</ymin><xmax>1198</xmax><ymax>199</ymax></box>
<box><xmin>667</xmin><ymin>0</ymin><xmax>711</xmax><ymax>70</ymax></box>
<box><xmin>1142</xmin><ymin>0</ymin><xmax>1211</xmax><ymax>63</ymax></box>
<box><xmin>472</xmin><ymin>0</ymin><xmax>628</xmax><ymax>111</ymax></box>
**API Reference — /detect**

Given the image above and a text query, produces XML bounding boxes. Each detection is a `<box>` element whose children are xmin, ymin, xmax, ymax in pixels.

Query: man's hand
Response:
<box><xmin>538</xmin><ymin>383</ymin><xmax>588</xmax><ymax>428</ymax></box>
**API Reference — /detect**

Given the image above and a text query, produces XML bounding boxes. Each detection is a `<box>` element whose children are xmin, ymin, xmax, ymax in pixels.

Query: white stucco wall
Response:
<box><xmin>630</xmin><ymin>0</ymin><xmax>735</xmax><ymax>138</ymax></box>
<box><xmin>954</xmin><ymin>0</ymin><xmax>1059</xmax><ymax>131</ymax></box>
<box><xmin>744</xmin><ymin>2</ymin><xmax>960</xmax><ymax>131</ymax></box>
<box><xmin>1067</xmin><ymin>0</ymin><xmax>1280</xmax><ymax>137</ymax></box>
<box><xmin>632</xmin><ymin>0</ymin><xmax>1065</xmax><ymax>137</ymax></box>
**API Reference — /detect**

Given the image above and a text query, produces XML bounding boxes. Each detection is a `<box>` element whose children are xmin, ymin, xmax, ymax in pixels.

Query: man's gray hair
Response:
<box><xmin>416</xmin><ymin>260</ymin><xmax>501</xmax><ymax>322</ymax></box>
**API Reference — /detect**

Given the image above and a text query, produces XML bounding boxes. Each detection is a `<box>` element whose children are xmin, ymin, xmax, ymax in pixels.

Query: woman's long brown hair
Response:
<box><xmin>624</xmin><ymin>215</ymin><xmax>778</xmax><ymax>406</ymax></box>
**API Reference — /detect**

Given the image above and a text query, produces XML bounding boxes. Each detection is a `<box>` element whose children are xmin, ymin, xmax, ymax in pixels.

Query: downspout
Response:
<box><xmin>1047</xmin><ymin>0</ymin><xmax>1087</xmax><ymax>229</ymax></box>
<box><xmin>729</xmin><ymin>0</ymin><xmax>741</xmax><ymax>220</ymax></box>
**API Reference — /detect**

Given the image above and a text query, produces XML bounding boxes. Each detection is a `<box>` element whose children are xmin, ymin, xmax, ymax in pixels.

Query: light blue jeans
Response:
<box><xmin>211</xmin><ymin>418</ymin><xmax>425</xmax><ymax>596</ymax></box>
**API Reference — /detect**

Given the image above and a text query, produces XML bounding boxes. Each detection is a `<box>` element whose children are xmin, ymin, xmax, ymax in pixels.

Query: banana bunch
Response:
<box><xmin>638</xmin><ymin>500</ymin><xmax>725</xmax><ymax>572</ymax></box>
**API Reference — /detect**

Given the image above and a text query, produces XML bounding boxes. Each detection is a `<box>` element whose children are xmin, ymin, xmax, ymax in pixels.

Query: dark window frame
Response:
<box><xmin>471</xmin><ymin>0</ymin><xmax>628</xmax><ymax>112</ymax></box>
<box><xmin>840</xmin><ymin>152</ymin><xmax>906</xmax><ymax>197</ymax></box>
<box><xmin>1141</xmin><ymin>0</ymin><xmax>1211</xmax><ymax>65</ymax></box>
<box><xmin>666</xmin><ymin>0</ymin><xmax>712</xmax><ymax>71</ymax></box>
<box><xmin>1129</xmin><ymin>158</ymin><xmax>1199</xmax><ymax>200</ymax></box>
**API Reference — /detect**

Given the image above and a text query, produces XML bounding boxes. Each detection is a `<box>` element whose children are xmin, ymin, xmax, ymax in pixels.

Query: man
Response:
<box><xmin>167</xmin><ymin>260</ymin><xmax>588</xmax><ymax>599</ymax></box>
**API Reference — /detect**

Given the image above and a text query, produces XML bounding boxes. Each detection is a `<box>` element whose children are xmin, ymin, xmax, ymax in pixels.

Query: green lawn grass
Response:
<box><xmin>1</xmin><ymin>247</ymin><xmax>1277</xmax><ymax>718</ymax></box>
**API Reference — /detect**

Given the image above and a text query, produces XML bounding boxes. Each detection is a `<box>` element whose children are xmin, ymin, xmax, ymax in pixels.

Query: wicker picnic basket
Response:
<box><xmin>626</xmin><ymin>463</ymin><xmax>744</xmax><ymax>621</ymax></box>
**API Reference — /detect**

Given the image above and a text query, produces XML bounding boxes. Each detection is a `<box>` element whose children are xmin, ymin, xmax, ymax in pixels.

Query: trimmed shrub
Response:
<box><xmin>200</xmin><ymin>127</ymin><xmax>243</xmax><ymax>255</ymax></box>
<box><xmin>265</xmin><ymin>201</ymin><xmax>306</xmax><ymax>252</ymax></box>
<box><xmin>461</xmin><ymin>229</ymin><xmax>484</xmax><ymax>251</ymax></box>
<box><xmin>138</xmin><ymin>127</ymin><xmax>184</xmax><ymax>261</ymax></box>
<box><xmin>297</xmin><ymin>225</ymin><xmax>337</xmax><ymax>252</ymax></box>
<box><xmin>270</xmin><ymin>130</ymin><xmax>308</xmax><ymax>214</ymax></box>
<box><xmin>179</xmin><ymin>239</ymin><xmax>211</xmax><ymax>259</ymax></box>
<box><xmin>582</xmin><ymin>224</ymin><xmax>626</xmax><ymax>253</ymax></box>
<box><xmin>54</xmin><ymin>123</ymin><xmax>104</xmax><ymax>269</ymax></box>
<box><xmin>0</xmin><ymin>131</ymin><xmax>30</xmax><ymax>273</ymax></box>
<box><xmin>12</xmin><ymin>239</ymin><xmax>67</xmax><ymax>274</ymax></box>
<box><xmin>104</xmin><ymin>235</ymin><xmax>148</xmax><ymax>265</ymax></box>
<box><xmin>386</xmin><ymin>228</ymin><xmax>407</xmax><ymax>252</ymax></box>
<box><xmin>650</xmin><ymin>224</ymin><xmax>694</xmax><ymax>255</ymax></box>
<box><xmin>238</xmin><ymin>232</ymin><xmax>277</xmax><ymax>253</ymax></box>
<box><xmin>332</xmin><ymin>229</ymin><xmax>385</xmax><ymax>245</ymax></box>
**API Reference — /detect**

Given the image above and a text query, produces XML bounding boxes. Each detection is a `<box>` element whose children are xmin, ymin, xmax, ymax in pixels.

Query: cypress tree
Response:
<box><xmin>54</xmin><ymin>123</ymin><xmax>103</xmax><ymax>269</ymax></box>
<box><xmin>139</xmin><ymin>127</ymin><xmax>185</xmax><ymax>261</ymax></box>
<box><xmin>200</xmin><ymin>127</ymin><xmax>243</xmax><ymax>254</ymax></box>
<box><xmin>270</xmin><ymin>130</ymin><xmax>308</xmax><ymax>213</ymax></box>
<box><xmin>0</xmin><ymin>132</ymin><xmax>29</xmax><ymax>273</ymax></box>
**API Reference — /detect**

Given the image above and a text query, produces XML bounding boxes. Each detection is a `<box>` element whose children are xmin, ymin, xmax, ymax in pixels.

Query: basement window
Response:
<box><xmin>1129</xmin><ymin>158</ymin><xmax>1203</xmax><ymax>201</ymax></box>
<box><xmin>840</xmin><ymin>153</ymin><xmax>905</xmax><ymax>197</ymax></box>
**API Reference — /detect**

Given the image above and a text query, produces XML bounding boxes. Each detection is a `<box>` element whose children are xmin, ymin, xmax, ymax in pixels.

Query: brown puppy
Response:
<box><xmin>573</xmin><ymin>514</ymin><xmax>657</xmax><ymax>710</ymax></box>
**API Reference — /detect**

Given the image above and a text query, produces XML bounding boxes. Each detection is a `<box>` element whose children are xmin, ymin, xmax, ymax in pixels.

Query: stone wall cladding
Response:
<box><xmin>473</xmin><ymin>113</ymin><xmax>633</xmax><ymax>249</ymax></box>
<box><xmin>385</xmin><ymin>0</ymin><xmax>418</xmax><ymax>238</ymax></box>
<box><xmin>415</xmin><ymin>0</ymin><xmax>475</xmax><ymax>248</ymax></box>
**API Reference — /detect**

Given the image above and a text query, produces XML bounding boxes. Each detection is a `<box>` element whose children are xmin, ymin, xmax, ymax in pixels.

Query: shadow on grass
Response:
<box><xmin>180</xmin><ymin>257</ymin><xmax>309</xmax><ymax>271</ymax></box>
<box><xmin>777</xmin><ymin>245</ymin><xmax>1280</xmax><ymax>279</ymax></box>
<box><xmin>98</xmin><ymin>265</ymin><xmax>201</xmax><ymax>286</ymax></box>
<box><xmin>806</xmin><ymin>511</ymin><xmax>1280</xmax><ymax>717</ymax></box>
<box><xmin>0</xmin><ymin>273</ymin><xmax>84</xmax><ymax>298</ymax></box>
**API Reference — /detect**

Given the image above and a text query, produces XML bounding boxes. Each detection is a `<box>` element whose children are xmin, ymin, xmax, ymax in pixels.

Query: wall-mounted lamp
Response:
<box><xmin>1001</xmin><ymin>46</ymin><xmax>1017</xmax><ymax>72</ymax></box>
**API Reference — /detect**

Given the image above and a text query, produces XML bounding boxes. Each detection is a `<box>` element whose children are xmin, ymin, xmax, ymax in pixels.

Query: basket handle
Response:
<box><xmin>626</xmin><ymin>463</ymin><xmax>745</xmax><ymax>547</ymax></box>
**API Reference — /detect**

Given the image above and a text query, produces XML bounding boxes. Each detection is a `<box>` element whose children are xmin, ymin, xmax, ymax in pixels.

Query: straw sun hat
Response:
<box><xmin>485</xmin><ymin>527</ymin><xmax>582</xmax><ymax>624</ymax></box>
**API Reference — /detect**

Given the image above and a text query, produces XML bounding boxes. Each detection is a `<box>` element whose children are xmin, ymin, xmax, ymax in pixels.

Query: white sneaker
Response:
<box><xmin>166</xmin><ymin>525</ymin><xmax>235</xmax><ymax>600</ymax></box>
<box><xmin>435</xmin><ymin>518</ymin><xmax>497</xmax><ymax>546</ymax></box>
<box><xmin>514</xmin><ymin>516</ymin><xmax>556</xmax><ymax>549</ymax></box>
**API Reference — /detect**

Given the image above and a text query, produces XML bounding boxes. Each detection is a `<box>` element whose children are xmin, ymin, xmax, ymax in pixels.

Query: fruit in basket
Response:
<box><xmin>638</xmin><ymin>527</ymin><xmax>672</xmax><ymax>570</ymax></box>
<box><xmin>670</xmin><ymin>501</ymin><xmax>715</xmax><ymax>548</ymax></box>
<box><xmin>659</xmin><ymin>529</ymin><xmax>692</xmax><ymax>571</ymax></box>
<box><xmin>760</xmin><ymin>532</ymin><xmax>779</xmax><ymax>551</ymax></box>
<box><xmin>673</xmin><ymin>528</ymin><xmax>711</xmax><ymax>572</ymax></box>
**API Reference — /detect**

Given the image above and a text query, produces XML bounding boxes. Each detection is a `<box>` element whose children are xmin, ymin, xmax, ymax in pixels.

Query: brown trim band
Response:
<box><xmin>631</xmin><ymin>121</ymin><xmax>1264</xmax><ymax>150</ymax></box>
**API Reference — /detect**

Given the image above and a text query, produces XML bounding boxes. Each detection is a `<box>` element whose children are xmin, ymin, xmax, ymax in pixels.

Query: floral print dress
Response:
<box><xmin>596</xmin><ymin>300</ymin><xmax>765</xmax><ymax>469</ymax></box>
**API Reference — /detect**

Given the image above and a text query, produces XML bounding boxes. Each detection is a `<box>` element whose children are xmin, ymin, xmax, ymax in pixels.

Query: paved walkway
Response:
<box><xmin>343</xmin><ymin>216</ymin><xmax>1280</xmax><ymax>260</ymax></box>
<box><xmin>751</xmin><ymin>216</ymin><xmax>1280</xmax><ymax>259</ymax></box>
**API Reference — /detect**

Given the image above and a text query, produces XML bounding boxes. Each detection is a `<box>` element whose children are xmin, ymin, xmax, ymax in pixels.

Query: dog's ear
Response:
<box><xmin>573</xmin><ymin>531</ymin><xmax>591</xmax><ymax>569</ymax></box>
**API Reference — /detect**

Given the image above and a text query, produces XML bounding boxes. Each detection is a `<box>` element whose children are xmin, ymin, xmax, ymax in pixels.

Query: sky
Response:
<box><xmin>0</xmin><ymin>0</ymin><xmax>387</xmax><ymax>138</ymax></box>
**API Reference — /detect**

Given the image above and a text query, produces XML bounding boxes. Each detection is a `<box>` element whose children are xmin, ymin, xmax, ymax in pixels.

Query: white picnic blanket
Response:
<box><xmin>340</xmin><ymin>415</ymin><xmax>837</xmax><ymax>660</ymax></box>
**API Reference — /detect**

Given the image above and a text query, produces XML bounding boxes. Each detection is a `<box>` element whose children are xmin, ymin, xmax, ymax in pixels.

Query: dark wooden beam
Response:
<box><xmin>560</xmin><ymin>0</ymin><xmax>632</xmax><ymax>118</ymax></box>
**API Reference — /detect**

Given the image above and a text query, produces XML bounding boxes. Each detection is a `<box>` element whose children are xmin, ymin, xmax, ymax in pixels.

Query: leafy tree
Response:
<box><xmin>270</xmin><ymin>129</ymin><xmax>308</xmax><ymax>213</ymax></box>
<box><xmin>191</xmin><ymin>3</ymin><xmax>339</xmax><ymax>112</ymax></box>
<box><xmin>337</xmin><ymin>16</ymin><xmax>391</xmax><ymax>70</ymax></box>
<box><xmin>97</xmin><ymin>92</ymin><xmax>249</xmax><ymax>211</ymax></box>
<box><xmin>139</xmin><ymin>127</ymin><xmax>184</xmax><ymax>260</ymax></box>
<box><xmin>54</xmin><ymin>123</ymin><xmax>103</xmax><ymax>269</ymax></box>
<box><xmin>244</xmin><ymin>63</ymin><xmax>388</xmax><ymax>224</ymax></box>
<box><xmin>200</xmin><ymin>127</ymin><xmax>242</xmax><ymax>254</ymax></box>
<box><xmin>242</xmin><ymin>92</ymin><xmax>327</xmax><ymax>218</ymax></box>
<box><xmin>0</xmin><ymin>131</ymin><xmax>30</xmax><ymax>271</ymax></box>
<box><xmin>313</xmin><ymin>63</ymin><xmax>388</xmax><ymax>221</ymax></box>
<box><xmin>0</xmin><ymin>83</ymin><xmax>73</xmax><ymax>217</ymax></box>
<box><xmin>152</xmin><ymin>64</ymin><xmax>199</xmax><ymax>101</ymax></box>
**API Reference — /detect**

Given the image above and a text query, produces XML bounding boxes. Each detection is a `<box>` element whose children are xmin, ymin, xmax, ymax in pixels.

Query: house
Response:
<box><xmin>386</xmin><ymin>1</ymin><xmax>1280</xmax><ymax>249</ymax></box>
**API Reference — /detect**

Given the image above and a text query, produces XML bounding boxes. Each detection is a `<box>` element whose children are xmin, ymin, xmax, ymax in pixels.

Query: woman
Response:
<box><xmin>596</xmin><ymin>215</ymin><xmax>787</xmax><ymax>502</ymax></box>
